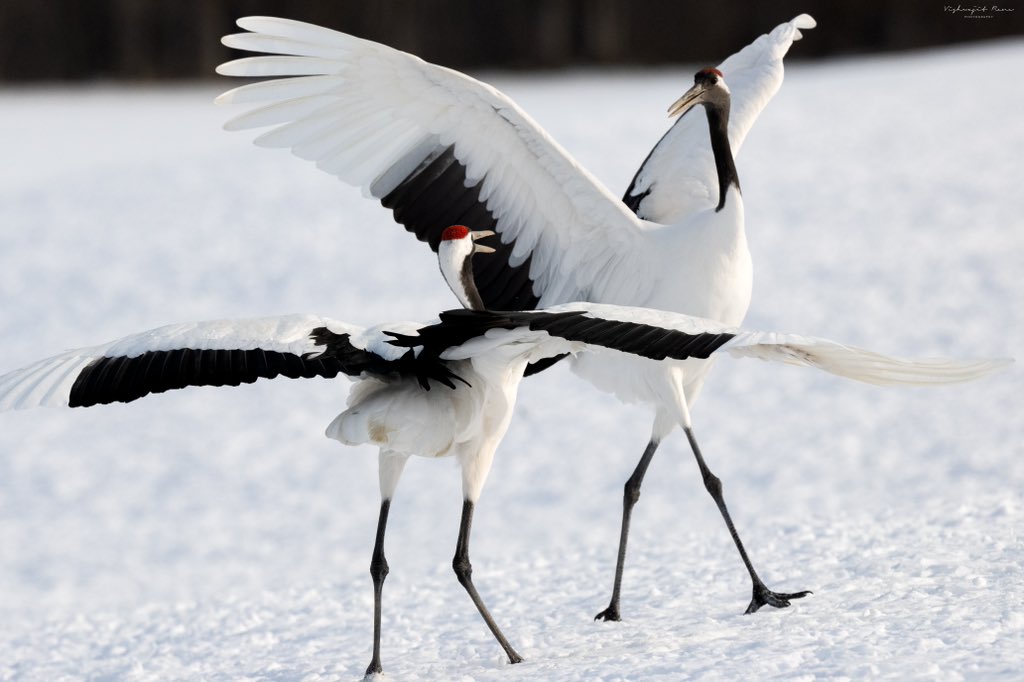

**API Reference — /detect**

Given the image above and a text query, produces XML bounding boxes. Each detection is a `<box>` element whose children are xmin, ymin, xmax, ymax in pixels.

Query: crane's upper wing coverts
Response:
<box><xmin>218</xmin><ymin>17</ymin><xmax>649</xmax><ymax>311</ymax></box>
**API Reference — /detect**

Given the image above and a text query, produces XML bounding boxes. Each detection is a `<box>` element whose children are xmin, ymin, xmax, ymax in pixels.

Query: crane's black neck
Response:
<box><xmin>706</xmin><ymin>103</ymin><xmax>740</xmax><ymax>212</ymax></box>
<box><xmin>460</xmin><ymin>256</ymin><xmax>486</xmax><ymax>311</ymax></box>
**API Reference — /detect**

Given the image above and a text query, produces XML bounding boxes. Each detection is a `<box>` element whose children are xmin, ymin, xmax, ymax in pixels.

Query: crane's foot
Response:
<box><xmin>594</xmin><ymin>604</ymin><xmax>621</xmax><ymax>622</ymax></box>
<box><xmin>364</xmin><ymin>661</ymin><xmax>382</xmax><ymax>679</ymax></box>
<box><xmin>745</xmin><ymin>582</ymin><xmax>812</xmax><ymax>614</ymax></box>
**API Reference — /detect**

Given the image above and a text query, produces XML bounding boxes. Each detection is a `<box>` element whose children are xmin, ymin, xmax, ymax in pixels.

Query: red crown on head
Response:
<box><xmin>441</xmin><ymin>225</ymin><xmax>471</xmax><ymax>241</ymax></box>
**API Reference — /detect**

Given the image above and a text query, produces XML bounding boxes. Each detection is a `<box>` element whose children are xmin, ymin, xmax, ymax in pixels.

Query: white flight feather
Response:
<box><xmin>216</xmin><ymin>15</ymin><xmax>650</xmax><ymax>308</ymax></box>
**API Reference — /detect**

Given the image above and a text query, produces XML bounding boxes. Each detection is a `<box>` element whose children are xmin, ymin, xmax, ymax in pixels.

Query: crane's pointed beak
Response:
<box><xmin>667</xmin><ymin>83</ymin><xmax>707</xmax><ymax>118</ymax></box>
<box><xmin>471</xmin><ymin>230</ymin><xmax>496</xmax><ymax>254</ymax></box>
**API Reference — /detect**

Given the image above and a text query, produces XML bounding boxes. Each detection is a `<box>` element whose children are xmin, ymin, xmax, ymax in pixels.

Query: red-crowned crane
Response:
<box><xmin>0</xmin><ymin>227</ymin><xmax>1010</xmax><ymax>673</ymax></box>
<box><xmin>215</xmin><ymin>13</ymin><xmax>817</xmax><ymax>616</ymax></box>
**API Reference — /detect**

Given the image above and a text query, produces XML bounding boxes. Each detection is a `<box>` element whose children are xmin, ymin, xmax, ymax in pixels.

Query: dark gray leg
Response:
<box><xmin>365</xmin><ymin>499</ymin><xmax>391</xmax><ymax>677</ymax></box>
<box><xmin>453</xmin><ymin>500</ymin><xmax>523</xmax><ymax>664</ymax></box>
<box><xmin>683</xmin><ymin>427</ymin><xmax>812</xmax><ymax>614</ymax></box>
<box><xmin>595</xmin><ymin>438</ymin><xmax>661</xmax><ymax>622</ymax></box>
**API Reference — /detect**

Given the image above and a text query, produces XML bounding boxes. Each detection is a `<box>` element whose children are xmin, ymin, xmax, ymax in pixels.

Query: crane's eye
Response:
<box><xmin>695</xmin><ymin>69</ymin><xmax>718</xmax><ymax>85</ymax></box>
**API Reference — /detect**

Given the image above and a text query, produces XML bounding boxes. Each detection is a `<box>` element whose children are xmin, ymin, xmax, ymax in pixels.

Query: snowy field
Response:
<box><xmin>1</xmin><ymin>39</ymin><xmax>1022</xmax><ymax>681</ymax></box>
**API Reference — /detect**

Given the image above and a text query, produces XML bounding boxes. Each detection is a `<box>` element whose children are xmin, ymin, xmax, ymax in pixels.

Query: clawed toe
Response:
<box><xmin>745</xmin><ymin>583</ymin><xmax>812</xmax><ymax>614</ymax></box>
<box><xmin>594</xmin><ymin>605</ymin><xmax>622</xmax><ymax>622</ymax></box>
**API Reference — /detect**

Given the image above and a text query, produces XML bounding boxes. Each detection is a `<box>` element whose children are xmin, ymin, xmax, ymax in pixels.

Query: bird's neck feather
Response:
<box><xmin>705</xmin><ymin>103</ymin><xmax>740</xmax><ymax>213</ymax></box>
<box><xmin>458</xmin><ymin>255</ymin><xmax>486</xmax><ymax>311</ymax></box>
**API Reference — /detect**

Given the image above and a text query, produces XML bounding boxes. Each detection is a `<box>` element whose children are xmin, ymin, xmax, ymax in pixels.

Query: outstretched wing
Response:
<box><xmin>407</xmin><ymin>304</ymin><xmax>1010</xmax><ymax>387</ymax></box>
<box><xmin>0</xmin><ymin>314</ymin><xmax>426</xmax><ymax>410</ymax></box>
<box><xmin>624</xmin><ymin>14</ymin><xmax>816</xmax><ymax>222</ymax></box>
<box><xmin>217</xmin><ymin>16</ymin><xmax>648</xmax><ymax>311</ymax></box>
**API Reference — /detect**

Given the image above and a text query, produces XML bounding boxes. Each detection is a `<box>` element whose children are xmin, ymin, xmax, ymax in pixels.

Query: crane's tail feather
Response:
<box><xmin>724</xmin><ymin>332</ymin><xmax>1012</xmax><ymax>386</ymax></box>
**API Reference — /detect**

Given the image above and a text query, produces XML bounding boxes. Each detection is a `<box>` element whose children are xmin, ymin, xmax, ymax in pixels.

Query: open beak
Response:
<box><xmin>667</xmin><ymin>83</ymin><xmax>707</xmax><ymax>118</ymax></box>
<box><xmin>471</xmin><ymin>229</ymin><xmax>496</xmax><ymax>254</ymax></box>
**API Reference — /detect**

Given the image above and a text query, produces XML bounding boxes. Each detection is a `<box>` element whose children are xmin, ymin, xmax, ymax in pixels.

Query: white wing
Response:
<box><xmin>624</xmin><ymin>14</ymin><xmax>816</xmax><ymax>222</ymax></box>
<box><xmin>0</xmin><ymin>314</ymin><xmax>400</xmax><ymax>411</ymax></box>
<box><xmin>428</xmin><ymin>304</ymin><xmax>1010</xmax><ymax>387</ymax></box>
<box><xmin>216</xmin><ymin>16</ymin><xmax>649</xmax><ymax>311</ymax></box>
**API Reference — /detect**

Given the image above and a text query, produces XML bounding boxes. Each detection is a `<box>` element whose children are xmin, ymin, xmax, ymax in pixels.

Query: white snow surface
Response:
<box><xmin>1</xmin><ymin>41</ymin><xmax>1022</xmax><ymax>680</ymax></box>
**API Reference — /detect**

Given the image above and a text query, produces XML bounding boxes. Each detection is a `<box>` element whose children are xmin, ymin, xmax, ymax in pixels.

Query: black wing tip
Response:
<box><xmin>66</xmin><ymin>346</ymin><xmax>348</xmax><ymax>408</ymax></box>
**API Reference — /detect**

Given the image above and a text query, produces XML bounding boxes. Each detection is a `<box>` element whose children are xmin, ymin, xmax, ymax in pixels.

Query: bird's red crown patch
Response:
<box><xmin>441</xmin><ymin>225</ymin><xmax>471</xmax><ymax>241</ymax></box>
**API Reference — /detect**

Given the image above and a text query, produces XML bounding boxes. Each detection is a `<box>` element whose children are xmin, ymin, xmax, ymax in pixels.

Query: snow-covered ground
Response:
<box><xmin>1</xmin><ymin>39</ymin><xmax>1022</xmax><ymax>681</ymax></box>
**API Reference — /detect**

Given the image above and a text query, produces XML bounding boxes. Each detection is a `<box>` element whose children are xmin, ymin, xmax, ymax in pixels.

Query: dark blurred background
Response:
<box><xmin>1</xmin><ymin>0</ymin><xmax>1021</xmax><ymax>81</ymax></box>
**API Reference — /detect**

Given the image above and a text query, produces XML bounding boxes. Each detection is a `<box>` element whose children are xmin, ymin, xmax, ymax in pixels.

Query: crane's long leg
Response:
<box><xmin>453</xmin><ymin>500</ymin><xmax>523</xmax><ymax>664</ymax></box>
<box><xmin>595</xmin><ymin>437</ymin><xmax>661</xmax><ymax>622</ymax></box>
<box><xmin>366</xmin><ymin>452</ymin><xmax>408</xmax><ymax>677</ymax></box>
<box><xmin>366</xmin><ymin>499</ymin><xmax>391</xmax><ymax>676</ymax></box>
<box><xmin>683</xmin><ymin>426</ymin><xmax>812</xmax><ymax>613</ymax></box>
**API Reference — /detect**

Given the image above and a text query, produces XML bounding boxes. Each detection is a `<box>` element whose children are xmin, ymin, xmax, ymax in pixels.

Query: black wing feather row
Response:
<box><xmin>394</xmin><ymin>308</ymin><xmax>737</xmax><ymax>364</ymax></box>
<box><xmin>379</xmin><ymin>144</ymin><xmax>540</xmax><ymax>311</ymax></box>
<box><xmin>69</xmin><ymin>347</ymin><xmax>346</xmax><ymax>408</ymax></box>
<box><xmin>68</xmin><ymin>330</ymin><xmax>452</xmax><ymax>408</ymax></box>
